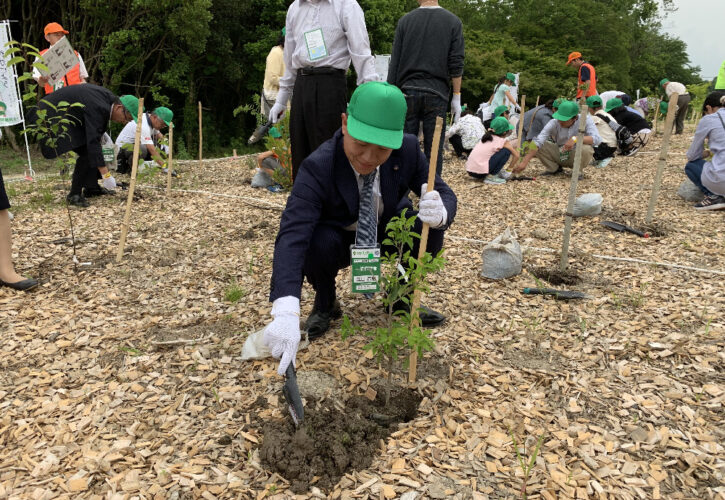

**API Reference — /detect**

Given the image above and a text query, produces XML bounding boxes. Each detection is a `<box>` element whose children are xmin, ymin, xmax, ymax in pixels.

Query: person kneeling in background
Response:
<box><xmin>586</xmin><ymin>95</ymin><xmax>617</xmax><ymax>168</ymax></box>
<box><xmin>465</xmin><ymin>117</ymin><xmax>519</xmax><ymax>184</ymax></box>
<box><xmin>446</xmin><ymin>108</ymin><xmax>484</xmax><ymax>159</ymax></box>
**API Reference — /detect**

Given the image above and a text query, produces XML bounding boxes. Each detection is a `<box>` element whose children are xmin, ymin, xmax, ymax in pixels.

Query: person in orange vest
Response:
<box><xmin>566</xmin><ymin>51</ymin><xmax>597</xmax><ymax>100</ymax></box>
<box><xmin>32</xmin><ymin>22</ymin><xmax>88</xmax><ymax>94</ymax></box>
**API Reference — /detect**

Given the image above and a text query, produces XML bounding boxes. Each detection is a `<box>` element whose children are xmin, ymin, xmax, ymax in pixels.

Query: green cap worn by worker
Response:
<box><xmin>119</xmin><ymin>95</ymin><xmax>142</xmax><ymax>122</ymax></box>
<box><xmin>659</xmin><ymin>101</ymin><xmax>668</xmax><ymax>115</ymax></box>
<box><xmin>506</xmin><ymin>72</ymin><xmax>516</xmax><ymax>83</ymax></box>
<box><xmin>552</xmin><ymin>98</ymin><xmax>563</xmax><ymax>109</ymax></box>
<box><xmin>493</xmin><ymin>105</ymin><xmax>508</xmax><ymax>117</ymax></box>
<box><xmin>605</xmin><ymin>97</ymin><xmax>623</xmax><ymax>113</ymax></box>
<box><xmin>586</xmin><ymin>95</ymin><xmax>603</xmax><ymax>108</ymax></box>
<box><xmin>153</xmin><ymin>106</ymin><xmax>174</xmax><ymax>126</ymax></box>
<box><xmin>659</xmin><ymin>78</ymin><xmax>669</xmax><ymax>89</ymax></box>
<box><xmin>553</xmin><ymin>100</ymin><xmax>579</xmax><ymax>121</ymax></box>
<box><xmin>346</xmin><ymin>81</ymin><xmax>407</xmax><ymax>149</ymax></box>
<box><xmin>490</xmin><ymin>116</ymin><xmax>514</xmax><ymax>134</ymax></box>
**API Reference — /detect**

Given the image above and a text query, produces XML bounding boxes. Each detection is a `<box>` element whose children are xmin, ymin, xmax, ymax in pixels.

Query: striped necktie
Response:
<box><xmin>355</xmin><ymin>171</ymin><xmax>377</xmax><ymax>247</ymax></box>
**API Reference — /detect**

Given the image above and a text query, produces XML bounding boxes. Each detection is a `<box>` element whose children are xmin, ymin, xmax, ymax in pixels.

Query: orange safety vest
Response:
<box><xmin>576</xmin><ymin>62</ymin><xmax>597</xmax><ymax>98</ymax></box>
<box><xmin>39</xmin><ymin>48</ymin><xmax>84</xmax><ymax>95</ymax></box>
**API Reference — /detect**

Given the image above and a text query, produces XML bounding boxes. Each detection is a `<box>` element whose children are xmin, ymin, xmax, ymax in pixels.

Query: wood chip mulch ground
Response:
<box><xmin>1</xmin><ymin>125</ymin><xmax>723</xmax><ymax>500</ymax></box>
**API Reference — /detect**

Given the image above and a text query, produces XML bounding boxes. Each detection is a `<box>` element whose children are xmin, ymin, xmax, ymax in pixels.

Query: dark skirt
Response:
<box><xmin>0</xmin><ymin>167</ymin><xmax>10</xmax><ymax>210</ymax></box>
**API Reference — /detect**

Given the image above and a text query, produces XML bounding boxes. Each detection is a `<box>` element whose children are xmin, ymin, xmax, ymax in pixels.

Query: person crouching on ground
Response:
<box><xmin>261</xmin><ymin>82</ymin><xmax>457</xmax><ymax>375</ymax></box>
<box><xmin>116</xmin><ymin>107</ymin><xmax>173</xmax><ymax>175</ymax></box>
<box><xmin>513</xmin><ymin>100</ymin><xmax>601</xmax><ymax>175</ymax></box>
<box><xmin>446</xmin><ymin>108</ymin><xmax>484</xmax><ymax>159</ymax></box>
<box><xmin>605</xmin><ymin>98</ymin><xmax>652</xmax><ymax>150</ymax></box>
<box><xmin>586</xmin><ymin>95</ymin><xmax>617</xmax><ymax>168</ymax></box>
<box><xmin>465</xmin><ymin>117</ymin><xmax>519</xmax><ymax>184</ymax></box>
<box><xmin>684</xmin><ymin>91</ymin><xmax>725</xmax><ymax>211</ymax></box>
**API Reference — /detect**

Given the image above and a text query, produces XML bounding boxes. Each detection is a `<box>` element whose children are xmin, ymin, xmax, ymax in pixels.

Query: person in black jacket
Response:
<box><xmin>605</xmin><ymin>97</ymin><xmax>652</xmax><ymax>152</ymax></box>
<box><xmin>34</xmin><ymin>84</ymin><xmax>138</xmax><ymax>207</ymax></box>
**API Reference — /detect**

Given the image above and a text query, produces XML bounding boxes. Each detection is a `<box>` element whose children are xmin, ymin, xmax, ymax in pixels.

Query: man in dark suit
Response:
<box><xmin>262</xmin><ymin>81</ymin><xmax>457</xmax><ymax>375</ymax></box>
<box><xmin>35</xmin><ymin>84</ymin><xmax>138</xmax><ymax>207</ymax></box>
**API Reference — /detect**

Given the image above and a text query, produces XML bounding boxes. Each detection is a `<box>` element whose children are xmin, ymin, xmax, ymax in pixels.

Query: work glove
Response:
<box><xmin>419</xmin><ymin>183</ymin><xmax>447</xmax><ymax>228</ymax></box>
<box><xmin>451</xmin><ymin>94</ymin><xmax>462</xmax><ymax>123</ymax></box>
<box><xmin>263</xmin><ymin>296</ymin><xmax>301</xmax><ymax>375</ymax></box>
<box><xmin>102</xmin><ymin>174</ymin><xmax>117</xmax><ymax>190</ymax></box>
<box><xmin>269</xmin><ymin>90</ymin><xmax>290</xmax><ymax>124</ymax></box>
<box><xmin>515</xmin><ymin>106</ymin><xmax>521</xmax><ymax>114</ymax></box>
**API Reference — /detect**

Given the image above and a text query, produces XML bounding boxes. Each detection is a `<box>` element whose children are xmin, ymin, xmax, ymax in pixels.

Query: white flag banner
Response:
<box><xmin>37</xmin><ymin>35</ymin><xmax>79</xmax><ymax>87</ymax></box>
<box><xmin>0</xmin><ymin>21</ymin><xmax>23</xmax><ymax>127</ymax></box>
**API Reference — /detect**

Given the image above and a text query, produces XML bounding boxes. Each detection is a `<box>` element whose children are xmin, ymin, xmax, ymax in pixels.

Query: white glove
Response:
<box><xmin>451</xmin><ymin>94</ymin><xmax>462</xmax><ymax>123</ymax></box>
<box><xmin>419</xmin><ymin>183</ymin><xmax>447</xmax><ymax>228</ymax></box>
<box><xmin>263</xmin><ymin>296</ymin><xmax>301</xmax><ymax>375</ymax></box>
<box><xmin>268</xmin><ymin>90</ymin><xmax>290</xmax><ymax>124</ymax></box>
<box><xmin>102</xmin><ymin>175</ymin><xmax>117</xmax><ymax>190</ymax></box>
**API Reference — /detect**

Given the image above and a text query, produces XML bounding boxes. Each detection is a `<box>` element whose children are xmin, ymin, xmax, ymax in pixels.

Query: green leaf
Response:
<box><xmin>6</xmin><ymin>56</ymin><xmax>24</xmax><ymax>66</ymax></box>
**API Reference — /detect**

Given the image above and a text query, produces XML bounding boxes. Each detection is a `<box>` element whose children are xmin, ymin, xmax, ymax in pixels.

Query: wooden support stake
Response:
<box><xmin>535</xmin><ymin>95</ymin><xmax>540</xmax><ymax>108</ymax></box>
<box><xmin>516</xmin><ymin>95</ymin><xmax>526</xmax><ymax>145</ymax></box>
<box><xmin>408</xmin><ymin>116</ymin><xmax>443</xmax><ymax>384</ymax></box>
<box><xmin>559</xmin><ymin>104</ymin><xmax>588</xmax><ymax>272</ymax></box>
<box><xmin>165</xmin><ymin>123</ymin><xmax>174</xmax><ymax>195</ymax></box>
<box><xmin>233</xmin><ymin>148</ymin><xmax>237</xmax><ymax>158</ymax></box>
<box><xmin>198</xmin><ymin>101</ymin><xmax>203</xmax><ymax>168</ymax></box>
<box><xmin>116</xmin><ymin>98</ymin><xmax>144</xmax><ymax>263</ymax></box>
<box><xmin>645</xmin><ymin>92</ymin><xmax>679</xmax><ymax>224</ymax></box>
<box><xmin>653</xmin><ymin>99</ymin><xmax>660</xmax><ymax>134</ymax></box>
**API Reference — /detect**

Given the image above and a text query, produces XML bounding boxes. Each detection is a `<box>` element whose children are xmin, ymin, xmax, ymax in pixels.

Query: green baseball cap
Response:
<box><xmin>153</xmin><ymin>106</ymin><xmax>173</xmax><ymax>126</ymax></box>
<box><xmin>552</xmin><ymin>100</ymin><xmax>579</xmax><ymax>120</ymax></box>
<box><xmin>346</xmin><ymin>81</ymin><xmax>407</xmax><ymax>149</ymax></box>
<box><xmin>605</xmin><ymin>97</ymin><xmax>623</xmax><ymax>113</ymax></box>
<box><xmin>659</xmin><ymin>101</ymin><xmax>668</xmax><ymax>114</ymax></box>
<box><xmin>659</xmin><ymin>78</ymin><xmax>669</xmax><ymax>88</ymax></box>
<box><xmin>552</xmin><ymin>98</ymin><xmax>563</xmax><ymax>109</ymax></box>
<box><xmin>506</xmin><ymin>72</ymin><xmax>516</xmax><ymax>82</ymax></box>
<box><xmin>490</xmin><ymin>116</ymin><xmax>514</xmax><ymax>135</ymax></box>
<box><xmin>586</xmin><ymin>95</ymin><xmax>602</xmax><ymax>108</ymax></box>
<box><xmin>493</xmin><ymin>105</ymin><xmax>508</xmax><ymax>117</ymax></box>
<box><xmin>119</xmin><ymin>95</ymin><xmax>142</xmax><ymax>122</ymax></box>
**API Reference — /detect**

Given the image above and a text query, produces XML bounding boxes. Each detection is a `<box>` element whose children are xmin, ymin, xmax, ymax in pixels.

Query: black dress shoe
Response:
<box><xmin>84</xmin><ymin>186</ymin><xmax>112</xmax><ymax>198</ymax></box>
<box><xmin>304</xmin><ymin>300</ymin><xmax>342</xmax><ymax>340</ymax></box>
<box><xmin>66</xmin><ymin>194</ymin><xmax>90</xmax><ymax>207</ymax></box>
<box><xmin>391</xmin><ymin>301</ymin><xmax>446</xmax><ymax>327</ymax></box>
<box><xmin>0</xmin><ymin>278</ymin><xmax>39</xmax><ymax>291</ymax></box>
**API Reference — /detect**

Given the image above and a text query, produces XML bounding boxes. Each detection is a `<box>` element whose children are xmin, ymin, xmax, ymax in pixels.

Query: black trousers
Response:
<box><xmin>303</xmin><ymin>209</ymin><xmax>446</xmax><ymax>312</ymax></box>
<box><xmin>70</xmin><ymin>147</ymin><xmax>102</xmax><ymax>196</ymax></box>
<box><xmin>290</xmin><ymin>69</ymin><xmax>347</xmax><ymax>181</ymax></box>
<box><xmin>449</xmin><ymin>134</ymin><xmax>471</xmax><ymax>158</ymax></box>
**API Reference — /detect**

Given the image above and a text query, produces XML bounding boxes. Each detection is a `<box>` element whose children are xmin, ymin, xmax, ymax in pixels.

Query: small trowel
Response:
<box><xmin>282</xmin><ymin>364</ymin><xmax>304</xmax><ymax>427</ymax></box>
<box><xmin>247</xmin><ymin>121</ymin><xmax>272</xmax><ymax>145</ymax></box>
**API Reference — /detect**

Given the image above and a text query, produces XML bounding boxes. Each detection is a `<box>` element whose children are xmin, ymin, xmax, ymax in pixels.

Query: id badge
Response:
<box><xmin>350</xmin><ymin>244</ymin><xmax>381</xmax><ymax>294</ymax></box>
<box><xmin>304</xmin><ymin>28</ymin><xmax>328</xmax><ymax>61</ymax></box>
<box><xmin>102</xmin><ymin>147</ymin><xmax>115</xmax><ymax>162</ymax></box>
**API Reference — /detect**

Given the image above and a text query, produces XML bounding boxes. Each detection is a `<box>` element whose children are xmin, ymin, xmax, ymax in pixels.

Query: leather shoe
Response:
<box><xmin>66</xmin><ymin>194</ymin><xmax>90</xmax><ymax>207</ymax></box>
<box><xmin>84</xmin><ymin>186</ymin><xmax>112</xmax><ymax>198</ymax></box>
<box><xmin>304</xmin><ymin>300</ymin><xmax>342</xmax><ymax>340</ymax></box>
<box><xmin>391</xmin><ymin>301</ymin><xmax>446</xmax><ymax>327</ymax></box>
<box><xmin>0</xmin><ymin>278</ymin><xmax>39</xmax><ymax>291</ymax></box>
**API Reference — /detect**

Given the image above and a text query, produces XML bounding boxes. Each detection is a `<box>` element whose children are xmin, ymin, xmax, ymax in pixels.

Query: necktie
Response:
<box><xmin>355</xmin><ymin>171</ymin><xmax>377</xmax><ymax>247</ymax></box>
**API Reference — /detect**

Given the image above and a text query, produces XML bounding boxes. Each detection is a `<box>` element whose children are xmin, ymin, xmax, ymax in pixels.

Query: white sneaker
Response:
<box><xmin>484</xmin><ymin>175</ymin><xmax>506</xmax><ymax>185</ymax></box>
<box><xmin>596</xmin><ymin>157</ymin><xmax>613</xmax><ymax>168</ymax></box>
<box><xmin>498</xmin><ymin>170</ymin><xmax>512</xmax><ymax>180</ymax></box>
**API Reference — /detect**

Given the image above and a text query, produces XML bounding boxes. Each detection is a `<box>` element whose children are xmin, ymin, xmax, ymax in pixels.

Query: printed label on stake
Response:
<box><xmin>304</xmin><ymin>28</ymin><xmax>328</xmax><ymax>61</ymax></box>
<box><xmin>350</xmin><ymin>245</ymin><xmax>381</xmax><ymax>294</ymax></box>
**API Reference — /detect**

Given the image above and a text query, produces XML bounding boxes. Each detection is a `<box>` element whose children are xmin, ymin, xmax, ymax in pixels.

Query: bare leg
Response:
<box><xmin>0</xmin><ymin>209</ymin><xmax>27</xmax><ymax>283</ymax></box>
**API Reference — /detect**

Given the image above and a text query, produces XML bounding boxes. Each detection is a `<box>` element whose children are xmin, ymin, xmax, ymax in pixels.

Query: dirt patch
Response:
<box><xmin>417</xmin><ymin>355</ymin><xmax>450</xmax><ymax>382</ymax></box>
<box><xmin>527</xmin><ymin>266</ymin><xmax>582</xmax><ymax>286</ymax></box>
<box><xmin>503</xmin><ymin>347</ymin><xmax>567</xmax><ymax>373</ymax></box>
<box><xmin>260</xmin><ymin>386</ymin><xmax>421</xmax><ymax>494</ymax></box>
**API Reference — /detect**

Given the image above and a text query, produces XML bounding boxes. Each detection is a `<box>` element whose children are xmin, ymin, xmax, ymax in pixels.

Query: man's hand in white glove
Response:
<box><xmin>263</xmin><ymin>296</ymin><xmax>301</xmax><ymax>375</ymax></box>
<box><xmin>419</xmin><ymin>183</ymin><xmax>447</xmax><ymax>228</ymax></box>
<box><xmin>269</xmin><ymin>102</ymin><xmax>286</xmax><ymax>124</ymax></box>
<box><xmin>451</xmin><ymin>94</ymin><xmax>462</xmax><ymax>123</ymax></box>
<box><xmin>102</xmin><ymin>174</ymin><xmax>117</xmax><ymax>191</ymax></box>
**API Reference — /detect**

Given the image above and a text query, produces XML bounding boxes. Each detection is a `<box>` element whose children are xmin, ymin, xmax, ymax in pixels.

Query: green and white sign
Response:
<box><xmin>350</xmin><ymin>246</ymin><xmax>380</xmax><ymax>294</ymax></box>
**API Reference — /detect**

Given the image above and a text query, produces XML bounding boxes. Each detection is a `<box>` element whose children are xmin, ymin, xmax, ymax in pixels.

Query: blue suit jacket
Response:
<box><xmin>270</xmin><ymin>129</ymin><xmax>457</xmax><ymax>302</ymax></box>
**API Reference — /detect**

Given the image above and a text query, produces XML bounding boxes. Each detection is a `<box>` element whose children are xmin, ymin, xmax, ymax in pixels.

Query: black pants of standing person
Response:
<box><xmin>403</xmin><ymin>89</ymin><xmax>447</xmax><ymax>176</ymax></box>
<box><xmin>69</xmin><ymin>146</ymin><xmax>102</xmax><ymax>197</ymax></box>
<box><xmin>290</xmin><ymin>67</ymin><xmax>347</xmax><ymax>181</ymax></box>
<box><xmin>302</xmin><ymin>207</ymin><xmax>445</xmax><ymax>313</ymax></box>
<box><xmin>449</xmin><ymin>134</ymin><xmax>471</xmax><ymax>158</ymax></box>
<box><xmin>674</xmin><ymin>93</ymin><xmax>691</xmax><ymax>135</ymax></box>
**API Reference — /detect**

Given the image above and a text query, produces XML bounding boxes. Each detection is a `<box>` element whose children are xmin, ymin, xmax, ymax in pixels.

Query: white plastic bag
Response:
<box><xmin>676</xmin><ymin>179</ymin><xmax>705</xmax><ymax>202</ymax></box>
<box><xmin>573</xmin><ymin>193</ymin><xmax>603</xmax><ymax>217</ymax></box>
<box><xmin>101</xmin><ymin>133</ymin><xmax>118</xmax><ymax>171</ymax></box>
<box><xmin>481</xmin><ymin>228</ymin><xmax>522</xmax><ymax>280</ymax></box>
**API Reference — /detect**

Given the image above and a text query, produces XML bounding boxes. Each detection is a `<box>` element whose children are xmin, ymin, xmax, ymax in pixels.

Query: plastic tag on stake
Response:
<box><xmin>350</xmin><ymin>245</ymin><xmax>381</xmax><ymax>294</ymax></box>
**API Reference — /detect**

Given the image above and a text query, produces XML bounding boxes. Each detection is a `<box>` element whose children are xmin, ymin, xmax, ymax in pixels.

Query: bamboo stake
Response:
<box><xmin>116</xmin><ymin>98</ymin><xmax>144</xmax><ymax>263</ymax></box>
<box><xmin>645</xmin><ymin>92</ymin><xmax>679</xmax><ymax>224</ymax></box>
<box><xmin>198</xmin><ymin>101</ymin><xmax>203</xmax><ymax>168</ymax></box>
<box><xmin>165</xmin><ymin>123</ymin><xmax>174</xmax><ymax>195</ymax></box>
<box><xmin>516</xmin><ymin>95</ymin><xmax>526</xmax><ymax>146</ymax></box>
<box><xmin>408</xmin><ymin>116</ymin><xmax>443</xmax><ymax>384</ymax></box>
<box><xmin>535</xmin><ymin>95</ymin><xmax>540</xmax><ymax>108</ymax></box>
<box><xmin>653</xmin><ymin>99</ymin><xmax>660</xmax><ymax>134</ymax></box>
<box><xmin>559</xmin><ymin>104</ymin><xmax>588</xmax><ymax>272</ymax></box>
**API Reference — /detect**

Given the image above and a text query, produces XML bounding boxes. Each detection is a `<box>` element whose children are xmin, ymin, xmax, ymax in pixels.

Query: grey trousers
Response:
<box><xmin>537</xmin><ymin>141</ymin><xmax>594</xmax><ymax>172</ymax></box>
